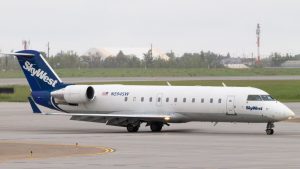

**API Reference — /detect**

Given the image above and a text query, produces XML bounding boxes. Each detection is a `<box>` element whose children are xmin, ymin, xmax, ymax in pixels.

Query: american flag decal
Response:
<box><xmin>102</xmin><ymin>92</ymin><xmax>109</xmax><ymax>96</ymax></box>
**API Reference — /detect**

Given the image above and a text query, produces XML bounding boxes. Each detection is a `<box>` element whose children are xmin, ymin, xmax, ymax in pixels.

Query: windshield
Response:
<box><xmin>247</xmin><ymin>95</ymin><xmax>275</xmax><ymax>101</ymax></box>
<box><xmin>261</xmin><ymin>95</ymin><xmax>275</xmax><ymax>101</ymax></box>
<box><xmin>247</xmin><ymin>95</ymin><xmax>262</xmax><ymax>101</ymax></box>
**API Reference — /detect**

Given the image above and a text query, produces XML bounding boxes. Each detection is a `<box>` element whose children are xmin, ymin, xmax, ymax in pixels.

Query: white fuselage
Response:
<box><xmin>56</xmin><ymin>85</ymin><xmax>295</xmax><ymax>123</ymax></box>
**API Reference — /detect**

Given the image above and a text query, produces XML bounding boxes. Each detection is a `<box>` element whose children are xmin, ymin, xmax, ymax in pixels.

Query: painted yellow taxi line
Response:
<box><xmin>0</xmin><ymin>141</ymin><xmax>115</xmax><ymax>162</ymax></box>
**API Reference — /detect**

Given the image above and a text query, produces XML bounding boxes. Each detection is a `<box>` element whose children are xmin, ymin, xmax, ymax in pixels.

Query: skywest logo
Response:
<box><xmin>23</xmin><ymin>61</ymin><xmax>58</xmax><ymax>87</ymax></box>
<box><xmin>246</xmin><ymin>106</ymin><xmax>263</xmax><ymax>111</ymax></box>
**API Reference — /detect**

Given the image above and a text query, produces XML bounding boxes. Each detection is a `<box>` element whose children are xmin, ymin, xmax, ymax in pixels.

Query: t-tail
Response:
<box><xmin>12</xmin><ymin>50</ymin><xmax>68</xmax><ymax>110</ymax></box>
<box><xmin>15</xmin><ymin>50</ymin><xmax>65</xmax><ymax>91</ymax></box>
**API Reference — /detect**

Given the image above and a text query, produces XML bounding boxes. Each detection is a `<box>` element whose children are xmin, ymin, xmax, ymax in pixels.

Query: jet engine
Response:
<box><xmin>51</xmin><ymin>85</ymin><xmax>95</xmax><ymax>104</ymax></box>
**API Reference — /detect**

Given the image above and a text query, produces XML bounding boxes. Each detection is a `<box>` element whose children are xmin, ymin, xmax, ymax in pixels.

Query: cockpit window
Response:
<box><xmin>261</xmin><ymin>95</ymin><xmax>275</xmax><ymax>101</ymax></box>
<box><xmin>247</xmin><ymin>95</ymin><xmax>262</xmax><ymax>101</ymax></box>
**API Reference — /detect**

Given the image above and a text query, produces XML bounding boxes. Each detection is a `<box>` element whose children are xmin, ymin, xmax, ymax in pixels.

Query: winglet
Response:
<box><xmin>28</xmin><ymin>97</ymin><xmax>42</xmax><ymax>113</ymax></box>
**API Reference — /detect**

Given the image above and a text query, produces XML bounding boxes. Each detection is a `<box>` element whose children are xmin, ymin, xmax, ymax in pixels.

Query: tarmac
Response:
<box><xmin>2</xmin><ymin>76</ymin><xmax>300</xmax><ymax>85</ymax></box>
<box><xmin>0</xmin><ymin>142</ymin><xmax>111</xmax><ymax>163</ymax></box>
<box><xmin>1</xmin><ymin>102</ymin><xmax>300</xmax><ymax>169</ymax></box>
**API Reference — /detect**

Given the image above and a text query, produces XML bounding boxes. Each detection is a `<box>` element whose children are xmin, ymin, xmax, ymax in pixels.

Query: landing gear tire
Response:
<box><xmin>150</xmin><ymin>122</ymin><xmax>163</xmax><ymax>132</ymax></box>
<box><xmin>266</xmin><ymin>129</ymin><xmax>274</xmax><ymax>135</ymax></box>
<box><xmin>265</xmin><ymin>122</ymin><xmax>275</xmax><ymax>135</ymax></box>
<box><xmin>127</xmin><ymin>124</ymin><xmax>140</xmax><ymax>132</ymax></box>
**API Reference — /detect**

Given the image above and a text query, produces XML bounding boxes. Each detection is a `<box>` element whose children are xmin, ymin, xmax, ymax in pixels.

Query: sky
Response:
<box><xmin>0</xmin><ymin>0</ymin><xmax>299</xmax><ymax>57</ymax></box>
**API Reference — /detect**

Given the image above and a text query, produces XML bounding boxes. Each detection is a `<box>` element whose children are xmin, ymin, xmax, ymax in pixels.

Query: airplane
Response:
<box><xmin>4</xmin><ymin>50</ymin><xmax>295</xmax><ymax>135</ymax></box>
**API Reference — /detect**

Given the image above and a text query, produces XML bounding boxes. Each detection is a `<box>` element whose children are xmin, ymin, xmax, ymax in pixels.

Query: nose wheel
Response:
<box><xmin>266</xmin><ymin>122</ymin><xmax>274</xmax><ymax>135</ymax></box>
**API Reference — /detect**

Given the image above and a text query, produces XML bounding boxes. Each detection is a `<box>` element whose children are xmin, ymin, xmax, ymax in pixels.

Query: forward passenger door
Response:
<box><xmin>226</xmin><ymin>96</ymin><xmax>236</xmax><ymax>115</ymax></box>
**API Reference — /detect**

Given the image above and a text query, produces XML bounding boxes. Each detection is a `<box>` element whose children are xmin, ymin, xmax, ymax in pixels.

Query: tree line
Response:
<box><xmin>45</xmin><ymin>50</ymin><xmax>227</xmax><ymax>69</ymax></box>
<box><xmin>261</xmin><ymin>53</ymin><xmax>298</xmax><ymax>67</ymax></box>
<box><xmin>0</xmin><ymin>50</ymin><xmax>299</xmax><ymax>70</ymax></box>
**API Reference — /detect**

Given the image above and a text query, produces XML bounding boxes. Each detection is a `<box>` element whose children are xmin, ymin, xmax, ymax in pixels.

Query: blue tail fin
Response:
<box><xmin>28</xmin><ymin>97</ymin><xmax>42</xmax><ymax>113</ymax></box>
<box><xmin>15</xmin><ymin>50</ymin><xmax>64</xmax><ymax>91</ymax></box>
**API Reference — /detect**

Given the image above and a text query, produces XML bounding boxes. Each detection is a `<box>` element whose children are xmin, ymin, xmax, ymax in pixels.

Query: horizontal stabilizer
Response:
<box><xmin>0</xmin><ymin>52</ymin><xmax>34</xmax><ymax>57</ymax></box>
<box><xmin>28</xmin><ymin>97</ymin><xmax>42</xmax><ymax>114</ymax></box>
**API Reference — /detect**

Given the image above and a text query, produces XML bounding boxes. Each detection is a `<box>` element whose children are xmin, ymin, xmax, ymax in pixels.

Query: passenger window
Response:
<box><xmin>157</xmin><ymin>97</ymin><xmax>161</xmax><ymax>102</ymax></box>
<box><xmin>141</xmin><ymin>97</ymin><xmax>144</xmax><ymax>102</ymax></box>
<box><xmin>210</xmin><ymin>98</ymin><xmax>213</xmax><ymax>103</ymax></box>
<box><xmin>201</xmin><ymin>98</ymin><xmax>204</xmax><ymax>103</ymax></box>
<box><xmin>247</xmin><ymin>95</ymin><xmax>262</xmax><ymax>101</ymax></box>
<box><xmin>166</xmin><ymin>98</ymin><xmax>169</xmax><ymax>102</ymax></box>
<box><xmin>174</xmin><ymin>98</ymin><xmax>177</xmax><ymax>102</ymax></box>
<box><xmin>183</xmin><ymin>98</ymin><xmax>186</xmax><ymax>103</ymax></box>
<box><xmin>124</xmin><ymin>97</ymin><xmax>128</xmax><ymax>102</ymax></box>
<box><xmin>149</xmin><ymin>97</ymin><xmax>152</xmax><ymax>102</ymax></box>
<box><xmin>218</xmin><ymin>98</ymin><xmax>221</xmax><ymax>103</ymax></box>
<box><xmin>192</xmin><ymin>98</ymin><xmax>195</xmax><ymax>103</ymax></box>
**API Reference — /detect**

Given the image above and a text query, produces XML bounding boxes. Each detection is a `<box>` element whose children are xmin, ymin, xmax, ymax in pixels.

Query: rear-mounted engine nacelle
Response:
<box><xmin>51</xmin><ymin>85</ymin><xmax>95</xmax><ymax>104</ymax></box>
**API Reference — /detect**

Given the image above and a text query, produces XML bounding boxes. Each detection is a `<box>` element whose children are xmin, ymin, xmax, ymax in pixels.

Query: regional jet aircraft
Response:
<box><xmin>4</xmin><ymin>50</ymin><xmax>295</xmax><ymax>135</ymax></box>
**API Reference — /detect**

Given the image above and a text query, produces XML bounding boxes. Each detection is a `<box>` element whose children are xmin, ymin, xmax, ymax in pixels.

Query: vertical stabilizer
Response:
<box><xmin>15</xmin><ymin>50</ymin><xmax>64</xmax><ymax>91</ymax></box>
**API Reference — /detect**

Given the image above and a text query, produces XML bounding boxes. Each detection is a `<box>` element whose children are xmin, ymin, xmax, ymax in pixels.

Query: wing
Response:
<box><xmin>28</xmin><ymin>97</ymin><xmax>185</xmax><ymax>126</ymax></box>
<box><xmin>42</xmin><ymin>111</ymin><xmax>185</xmax><ymax>127</ymax></box>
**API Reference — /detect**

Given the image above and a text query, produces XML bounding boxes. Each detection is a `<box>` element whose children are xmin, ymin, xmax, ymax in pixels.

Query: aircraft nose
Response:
<box><xmin>286</xmin><ymin>107</ymin><xmax>295</xmax><ymax>120</ymax></box>
<box><xmin>270</xmin><ymin>103</ymin><xmax>295</xmax><ymax>121</ymax></box>
<box><xmin>282</xmin><ymin>104</ymin><xmax>295</xmax><ymax>120</ymax></box>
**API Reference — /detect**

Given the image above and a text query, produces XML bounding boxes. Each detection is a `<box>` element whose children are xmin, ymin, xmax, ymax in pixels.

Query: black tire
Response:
<box><xmin>127</xmin><ymin>124</ymin><xmax>139</xmax><ymax>132</ymax></box>
<box><xmin>266</xmin><ymin>129</ymin><xmax>274</xmax><ymax>135</ymax></box>
<box><xmin>150</xmin><ymin>122</ymin><xmax>163</xmax><ymax>132</ymax></box>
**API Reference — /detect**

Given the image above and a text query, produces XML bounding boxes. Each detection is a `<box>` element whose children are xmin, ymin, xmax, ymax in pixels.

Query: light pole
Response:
<box><xmin>256</xmin><ymin>23</ymin><xmax>261</xmax><ymax>65</ymax></box>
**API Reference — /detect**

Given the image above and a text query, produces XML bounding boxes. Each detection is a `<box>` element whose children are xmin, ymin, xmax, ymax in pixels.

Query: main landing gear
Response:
<box><xmin>266</xmin><ymin>122</ymin><xmax>274</xmax><ymax>135</ymax></box>
<box><xmin>126</xmin><ymin>123</ymin><xmax>140</xmax><ymax>132</ymax></box>
<box><xmin>126</xmin><ymin>122</ymin><xmax>165</xmax><ymax>132</ymax></box>
<box><xmin>150</xmin><ymin>122</ymin><xmax>164</xmax><ymax>132</ymax></box>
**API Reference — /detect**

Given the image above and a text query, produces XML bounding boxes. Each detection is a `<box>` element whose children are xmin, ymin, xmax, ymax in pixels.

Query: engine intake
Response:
<box><xmin>51</xmin><ymin>85</ymin><xmax>95</xmax><ymax>104</ymax></box>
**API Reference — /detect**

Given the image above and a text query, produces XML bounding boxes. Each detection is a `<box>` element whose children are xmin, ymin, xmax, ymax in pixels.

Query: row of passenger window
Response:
<box><xmin>124</xmin><ymin>97</ymin><xmax>222</xmax><ymax>103</ymax></box>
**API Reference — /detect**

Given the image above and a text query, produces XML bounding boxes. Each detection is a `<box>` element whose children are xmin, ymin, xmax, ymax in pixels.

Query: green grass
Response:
<box><xmin>1</xmin><ymin>80</ymin><xmax>300</xmax><ymax>102</ymax></box>
<box><xmin>2</xmin><ymin>68</ymin><xmax>300</xmax><ymax>78</ymax></box>
<box><xmin>0</xmin><ymin>85</ymin><xmax>30</xmax><ymax>102</ymax></box>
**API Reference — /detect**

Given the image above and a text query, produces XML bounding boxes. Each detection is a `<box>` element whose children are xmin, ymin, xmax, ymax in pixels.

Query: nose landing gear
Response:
<box><xmin>266</xmin><ymin>122</ymin><xmax>274</xmax><ymax>135</ymax></box>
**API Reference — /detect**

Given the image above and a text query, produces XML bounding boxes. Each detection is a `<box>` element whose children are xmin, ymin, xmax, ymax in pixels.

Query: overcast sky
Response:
<box><xmin>0</xmin><ymin>0</ymin><xmax>299</xmax><ymax>57</ymax></box>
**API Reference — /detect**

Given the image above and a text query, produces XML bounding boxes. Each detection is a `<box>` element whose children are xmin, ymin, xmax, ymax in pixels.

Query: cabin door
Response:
<box><xmin>226</xmin><ymin>96</ymin><xmax>236</xmax><ymax>115</ymax></box>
